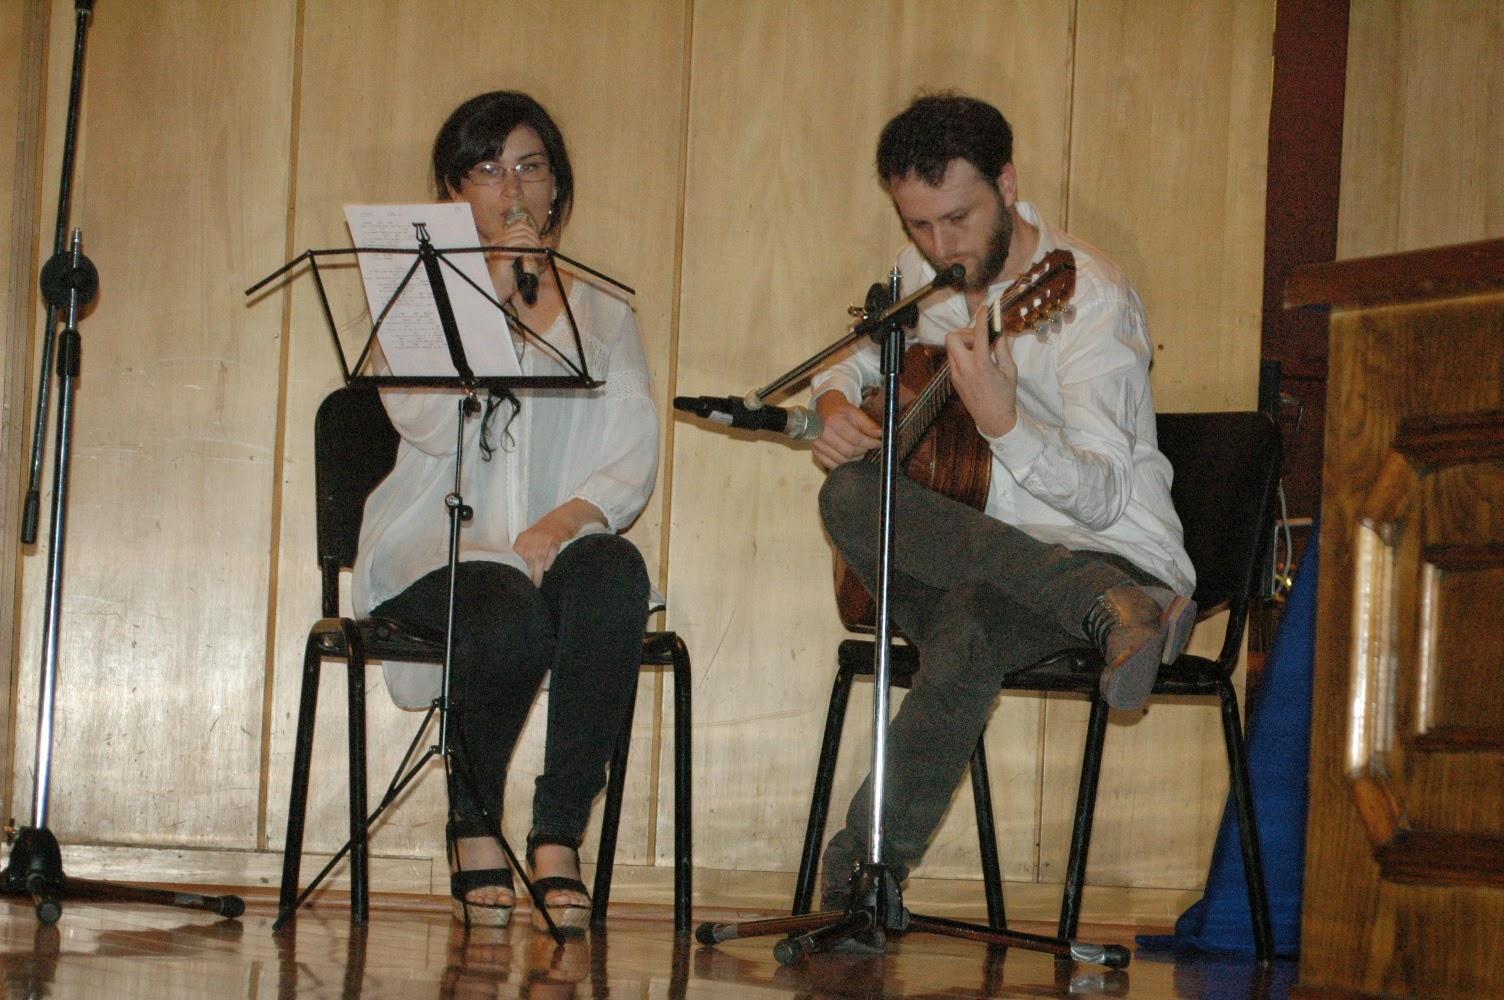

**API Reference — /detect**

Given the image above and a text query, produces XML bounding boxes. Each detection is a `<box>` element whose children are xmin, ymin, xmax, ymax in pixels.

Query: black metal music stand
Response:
<box><xmin>5</xmin><ymin>0</ymin><xmax>246</xmax><ymax>926</ymax></box>
<box><xmin>688</xmin><ymin>266</ymin><xmax>1129</xmax><ymax>969</ymax></box>
<box><xmin>247</xmin><ymin>222</ymin><xmax>630</xmax><ymax>942</ymax></box>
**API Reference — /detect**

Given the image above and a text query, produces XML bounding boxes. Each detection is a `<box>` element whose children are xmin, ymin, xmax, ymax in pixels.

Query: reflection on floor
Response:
<box><xmin>0</xmin><ymin>899</ymin><xmax>1298</xmax><ymax>999</ymax></box>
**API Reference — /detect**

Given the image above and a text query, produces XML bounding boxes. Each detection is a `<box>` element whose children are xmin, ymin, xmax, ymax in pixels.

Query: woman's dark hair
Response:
<box><xmin>431</xmin><ymin>90</ymin><xmax>574</xmax><ymax>235</ymax></box>
<box><xmin>875</xmin><ymin>92</ymin><xmax>1013</xmax><ymax>188</ymax></box>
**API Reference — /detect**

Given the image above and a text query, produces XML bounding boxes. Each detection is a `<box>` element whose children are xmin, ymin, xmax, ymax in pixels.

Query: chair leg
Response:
<box><xmin>592</xmin><ymin>673</ymin><xmax>641</xmax><ymax>928</ymax></box>
<box><xmin>792</xmin><ymin>658</ymin><xmax>857</xmax><ymax>915</ymax></box>
<box><xmin>278</xmin><ymin>631</ymin><xmax>325</xmax><ymax>924</ymax></box>
<box><xmin>1220</xmin><ymin>680</ymin><xmax>1274</xmax><ymax>962</ymax></box>
<box><xmin>1059</xmin><ymin>695</ymin><xmax>1110</xmax><ymax>940</ymax></box>
<box><xmin>969</xmin><ymin>735</ymin><xmax>1007</xmax><ymax>930</ymax></box>
<box><xmin>669</xmin><ymin>635</ymin><xmax>693</xmax><ymax>937</ymax></box>
<box><xmin>344</xmin><ymin>622</ymin><xmax>370</xmax><ymax>925</ymax></box>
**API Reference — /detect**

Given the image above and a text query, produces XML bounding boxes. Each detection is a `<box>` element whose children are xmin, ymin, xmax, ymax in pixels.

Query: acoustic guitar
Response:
<box><xmin>834</xmin><ymin>248</ymin><xmax>1077</xmax><ymax>629</ymax></box>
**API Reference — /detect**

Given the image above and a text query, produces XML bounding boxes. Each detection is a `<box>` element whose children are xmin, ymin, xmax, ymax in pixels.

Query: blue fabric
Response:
<box><xmin>1138</xmin><ymin>525</ymin><xmax>1318</xmax><ymax>957</ymax></box>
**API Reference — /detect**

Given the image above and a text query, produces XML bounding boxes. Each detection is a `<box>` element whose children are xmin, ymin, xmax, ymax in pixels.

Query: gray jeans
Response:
<box><xmin>817</xmin><ymin>462</ymin><xmax>1160</xmax><ymax>898</ymax></box>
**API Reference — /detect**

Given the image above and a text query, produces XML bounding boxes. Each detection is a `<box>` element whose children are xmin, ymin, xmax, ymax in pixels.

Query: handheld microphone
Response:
<box><xmin>673</xmin><ymin>394</ymin><xmax>824</xmax><ymax>441</ymax></box>
<box><xmin>504</xmin><ymin>204</ymin><xmax>540</xmax><ymax>306</ymax></box>
<box><xmin>938</xmin><ymin>262</ymin><xmax>967</xmax><ymax>287</ymax></box>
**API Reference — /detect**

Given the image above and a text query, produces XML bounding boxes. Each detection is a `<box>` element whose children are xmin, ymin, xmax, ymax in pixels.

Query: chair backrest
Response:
<box><xmin>1155</xmin><ymin>411</ymin><xmax>1282</xmax><ymax>669</ymax></box>
<box><xmin>314</xmin><ymin>384</ymin><xmax>400</xmax><ymax>612</ymax></box>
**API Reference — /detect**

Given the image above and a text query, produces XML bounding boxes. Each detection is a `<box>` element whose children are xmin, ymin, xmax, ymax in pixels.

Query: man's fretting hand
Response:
<box><xmin>946</xmin><ymin>307</ymin><xmax>1018</xmax><ymax>439</ymax></box>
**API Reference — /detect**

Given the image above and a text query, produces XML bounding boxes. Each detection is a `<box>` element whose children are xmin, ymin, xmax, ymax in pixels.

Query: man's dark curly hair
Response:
<box><xmin>875</xmin><ymin>92</ymin><xmax>1013</xmax><ymax>188</ymax></box>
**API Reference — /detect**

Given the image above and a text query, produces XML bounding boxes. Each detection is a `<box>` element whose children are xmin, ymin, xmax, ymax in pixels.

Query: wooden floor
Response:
<box><xmin>0</xmin><ymin>895</ymin><xmax>1297</xmax><ymax>999</ymax></box>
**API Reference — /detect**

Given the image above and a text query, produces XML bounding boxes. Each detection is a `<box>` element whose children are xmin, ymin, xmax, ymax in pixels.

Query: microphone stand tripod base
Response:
<box><xmin>1</xmin><ymin>825</ymin><xmax>246</xmax><ymax>924</ymax></box>
<box><xmin>772</xmin><ymin>863</ymin><xmax>905</xmax><ymax>964</ymax></box>
<box><xmin>693</xmin><ymin>858</ymin><xmax>1130</xmax><ymax>970</ymax></box>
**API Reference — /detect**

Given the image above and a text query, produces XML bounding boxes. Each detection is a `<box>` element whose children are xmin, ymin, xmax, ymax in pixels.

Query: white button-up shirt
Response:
<box><xmin>812</xmin><ymin>202</ymin><xmax>1194</xmax><ymax>595</ymax></box>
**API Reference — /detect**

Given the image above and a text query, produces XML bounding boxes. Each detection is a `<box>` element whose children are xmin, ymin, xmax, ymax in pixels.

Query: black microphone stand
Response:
<box><xmin>4</xmin><ymin>0</ymin><xmax>244</xmax><ymax>924</ymax></box>
<box><xmin>691</xmin><ymin>266</ymin><xmax>1128</xmax><ymax>969</ymax></box>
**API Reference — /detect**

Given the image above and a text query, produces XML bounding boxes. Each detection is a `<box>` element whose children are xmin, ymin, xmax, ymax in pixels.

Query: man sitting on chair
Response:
<box><xmin>809</xmin><ymin>92</ymin><xmax>1196</xmax><ymax>906</ymax></box>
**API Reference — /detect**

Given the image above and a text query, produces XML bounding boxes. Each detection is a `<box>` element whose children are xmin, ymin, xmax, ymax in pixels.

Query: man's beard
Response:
<box><xmin>918</xmin><ymin>198</ymin><xmax>1014</xmax><ymax>291</ymax></box>
<box><xmin>970</xmin><ymin>204</ymin><xmax>1014</xmax><ymax>290</ymax></box>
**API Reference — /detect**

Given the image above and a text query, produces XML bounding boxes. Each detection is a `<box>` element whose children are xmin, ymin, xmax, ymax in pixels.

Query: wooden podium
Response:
<box><xmin>1286</xmin><ymin>239</ymin><xmax>1504</xmax><ymax>996</ymax></box>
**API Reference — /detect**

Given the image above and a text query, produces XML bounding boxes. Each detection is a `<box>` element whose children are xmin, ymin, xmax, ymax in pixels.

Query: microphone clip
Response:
<box><xmin>513</xmin><ymin>256</ymin><xmax>539</xmax><ymax>306</ymax></box>
<box><xmin>858</xmin><ymin>281</ymin><xmax>918</xmax><ymax>340</ymax></box>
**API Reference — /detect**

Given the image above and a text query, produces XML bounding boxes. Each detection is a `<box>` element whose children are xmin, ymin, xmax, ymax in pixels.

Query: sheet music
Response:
<box><xmin>344</xmin><ymin>203</ymin><xmax>522</xmax><ymax>378</ymax></box>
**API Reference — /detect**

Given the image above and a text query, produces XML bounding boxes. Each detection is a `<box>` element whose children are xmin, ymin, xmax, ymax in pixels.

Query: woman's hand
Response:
<box><xmin>811</xmin><ymin>391</ymin><xmax>883</xmax><ymax>470</ymax></box>
<box><xmin>946</xmin><ymin>308</ymin><xmax>1018</xmax><ymax>439</ymax></box>
<box><xmin>513</xmin><ymin>498</ymin><xmax>607</xmax><ymax>586</ymax></box>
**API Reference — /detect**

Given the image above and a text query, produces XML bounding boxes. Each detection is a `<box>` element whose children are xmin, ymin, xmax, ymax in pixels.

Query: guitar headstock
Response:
<box><xmin>989</xmin><ymin>248</ymin><xmax>1077</xmax><ymax>340</ymax></box>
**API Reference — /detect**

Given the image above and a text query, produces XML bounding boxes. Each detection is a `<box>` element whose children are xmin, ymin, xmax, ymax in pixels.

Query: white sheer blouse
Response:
<box><xmin>351</xmin><ymin>278</ymin><xmax>659</xmax><ymax>705</ymax></box>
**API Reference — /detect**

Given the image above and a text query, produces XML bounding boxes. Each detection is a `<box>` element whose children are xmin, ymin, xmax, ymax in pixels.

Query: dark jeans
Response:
<box><xmin>817</xmin><ymin>462</ymin><xmax>1162</xmax><ymax>897</ymax></box>
<box><xmin>371</xmin><ymin>533</ymin><xmax>650</xmax><ymax>844</ymax></box>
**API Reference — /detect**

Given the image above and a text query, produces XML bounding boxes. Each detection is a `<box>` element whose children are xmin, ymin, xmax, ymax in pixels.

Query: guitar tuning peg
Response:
<box><xmin>1062</xmin><ymin>305</ymin><xmax>1077</xmax><ymax>323</ymax></box>
<box><xmin>1033</xmin><ymin>323</ymin><xmax>1049</xmax><ymax>342</ymax></box>
<box><xmin>1049</xmin><ymin>314</ymin><xmax>1063</xmax><ymax>332</ymax></box>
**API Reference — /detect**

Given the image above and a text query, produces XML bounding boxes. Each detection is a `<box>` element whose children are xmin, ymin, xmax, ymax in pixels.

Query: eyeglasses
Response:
<box><xmin>464</xmin><ymin>156</ymin><xmax>552</xmax><ymax>186</ymax></box>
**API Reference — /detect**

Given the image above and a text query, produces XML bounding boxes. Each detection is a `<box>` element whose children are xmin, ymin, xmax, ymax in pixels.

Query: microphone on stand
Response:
<box><xmin>673</xmin><ymin>394</ymin><xmax>824</xmax><ymax>441</ymax></box>
<box><xmin>504</xmin><ymin>203</ymin><xmax>540</xmax><ymax>306</ymax></box>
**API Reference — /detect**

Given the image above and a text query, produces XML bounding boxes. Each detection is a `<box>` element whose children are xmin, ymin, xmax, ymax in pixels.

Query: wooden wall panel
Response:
<box><xmin>670</xmin><ymin>0</ymin><xmax>1074</xmax><ymax>881</ymax></box>
<box><xmin>0</xmin><ymin>0</ymin><xmax>46</xmax><ymax>820</ymax></box>
<box><xmin>1068</xmin><ymin>0</ymin><xmax>1271</xmax><ymax>413</ymax></box>
<box><xmin>1339</xmin><ymin>1</ymin><xmax>1504</xmax><ymax>259</ymax></box>
<box><xmin>2</xmin><ymin>0</ymin><xmax>1289</xmax><ymax>916</ymax></box>
<box><xmin>263</xmin><ymin>0</ymin><xmax>689</xmax><ymax>880</ymax></box>
<box><xmin>1042</xmin><ymin>0</ymin><xmax>1273</xmax><ymax>889</ymax></box>
<box><xmin>12</xmin><ymin>0</ymin><xmax>298</xmax><ymax>844</ymax></box>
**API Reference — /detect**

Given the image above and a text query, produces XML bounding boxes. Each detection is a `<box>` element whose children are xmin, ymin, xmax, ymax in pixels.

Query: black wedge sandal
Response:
<box><xmin>526</xmin><ymin>832</ymin><xmax>591</xmax><ymax>936</ymax></box>
<box><xmin>448</xmin><ymin>817</ymin><xmax>515</xmax><ymax>928</ymax></box>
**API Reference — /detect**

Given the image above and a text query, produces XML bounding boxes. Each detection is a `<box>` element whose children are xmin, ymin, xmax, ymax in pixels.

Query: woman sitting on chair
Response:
<box><xmin>350</xmin><ymin>90</ymin><xmax>659</xmax><ymax>932</ymax></box>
